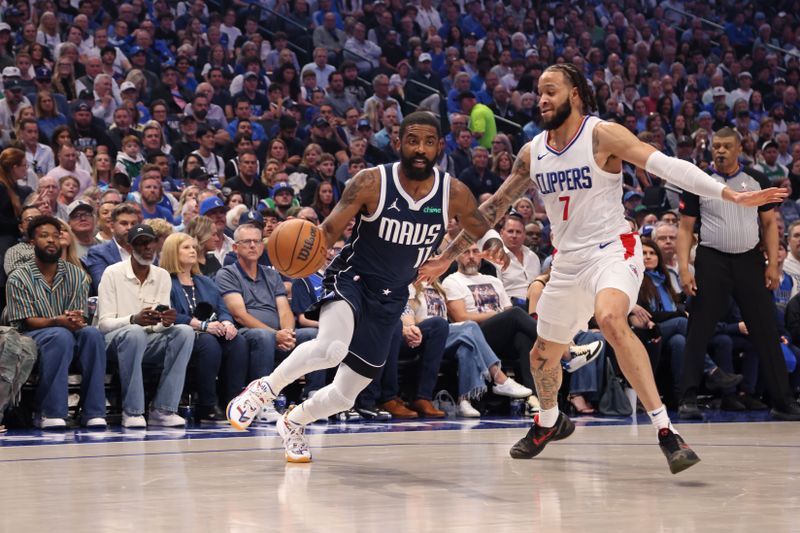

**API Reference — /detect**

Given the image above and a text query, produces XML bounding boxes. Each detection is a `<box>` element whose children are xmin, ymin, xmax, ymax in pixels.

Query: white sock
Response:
<box><xmin>647</xmin><ymin>404</ymin><xmax>678</xmax><ymax>435</ymax></box>
<box><xmin>537</xmin><ymin>406</ymin><xmax>559</xmax><ymax>427</ymax></box>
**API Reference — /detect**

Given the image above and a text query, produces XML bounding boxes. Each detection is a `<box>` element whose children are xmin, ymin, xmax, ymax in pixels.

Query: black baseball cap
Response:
<box><xmin>127</xmin><ymin>224</ymin><xmax>156</xmax><ymax>244</ymax></box>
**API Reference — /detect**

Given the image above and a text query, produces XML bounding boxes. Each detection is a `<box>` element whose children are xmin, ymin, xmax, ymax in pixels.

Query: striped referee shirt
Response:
<box><xmin>679</xmin><ymin>165</ymin><xmax>776</xmax><ymax>254</ymax></box>
<box><xmin>5</xmin><ymin>259</ymin><xmax>89</xmax><ymax>330</ymax></box>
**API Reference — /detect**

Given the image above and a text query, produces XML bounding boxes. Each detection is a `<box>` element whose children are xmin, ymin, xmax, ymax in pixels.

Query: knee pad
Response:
<box><xmin>324</xmin><ymin>340</ymin><xmax>348</xmax><ymax>366</ymax></box>
<box><xmin>327</xmin><ymin>384</ymin><xmax>355</xmax><ymax>411</ymax></box>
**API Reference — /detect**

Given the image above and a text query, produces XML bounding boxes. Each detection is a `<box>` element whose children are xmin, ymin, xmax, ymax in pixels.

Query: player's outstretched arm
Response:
<box><xmin>318</xmin><ymin>168</ymin><xmax>379</xmax><ymax>247</ymax></box>
<box><xmin>597</xmin><ymin>121</ymin><xmax>787</xmax><ymax>206</ymax></box>
<box><xmin>417</xmin><ymin>144</ymin><xmax>535</xmax><ymax>281</ymax></box>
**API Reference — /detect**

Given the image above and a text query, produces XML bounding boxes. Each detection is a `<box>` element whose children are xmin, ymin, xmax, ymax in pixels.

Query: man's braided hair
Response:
<box><xmin>543</xmin><ymin>63</ymin><xmax>597</xmax><ymax>115</ymax></box>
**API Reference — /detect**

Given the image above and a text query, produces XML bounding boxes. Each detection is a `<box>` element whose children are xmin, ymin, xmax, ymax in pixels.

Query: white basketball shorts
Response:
<box><xmin>536</xmin><ymin>232</ymin><xmax>644</xmax><ymax>344</ymax></box>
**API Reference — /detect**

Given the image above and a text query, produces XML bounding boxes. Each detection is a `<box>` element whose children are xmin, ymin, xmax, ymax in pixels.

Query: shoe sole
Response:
<box><xmin>285</xmin><ymin>453</ymin><xmax>312</xmax><ymax>463</ymax></box>
<box><xmin>509</xmin><ymin>418</ymin><xmax>576</xmax><ymax>459</ymax></box>
<box><xmin>668</xmin><ymin>453</ymin><xmax>701</xmax><ymax>474</ymax></box>
<box><xmin>769</xmin><ymin>408</ymin><xmax>800</xmax><ymax>421</ymax></box>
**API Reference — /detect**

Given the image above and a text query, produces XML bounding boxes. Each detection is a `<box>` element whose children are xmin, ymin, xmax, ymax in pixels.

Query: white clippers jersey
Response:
<box><xmin>529</xmin><ymin>115</ymin><xmax>631</xmax><ymax>252</ymax></box>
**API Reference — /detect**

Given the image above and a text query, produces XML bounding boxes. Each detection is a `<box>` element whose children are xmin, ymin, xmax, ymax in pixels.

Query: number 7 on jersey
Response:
<box><xmin>558</xmin><ymin>195</ymin><xmax>570</xmax><ymax>221</ymax></box>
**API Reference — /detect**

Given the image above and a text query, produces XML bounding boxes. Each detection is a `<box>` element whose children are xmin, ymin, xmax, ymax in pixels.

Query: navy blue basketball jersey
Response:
<box><xmin>329</xmin><ymin>162</ymin><xmax>451</xmax><ymax>290</ymax></box>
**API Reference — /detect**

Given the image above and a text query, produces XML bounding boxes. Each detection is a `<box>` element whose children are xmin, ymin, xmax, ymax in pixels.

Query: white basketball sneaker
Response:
<box><xmin>227</xmin><ymin>378</ymin><xmax>276</xmax><ymax>430</ymax></box>
<box><xmin>255</xmin><ymin>401</ymin><xmax>281</xmax><ymax>424</ymax></box>
<box><xmin>562</xmin><ymin>340</ymin><xmax>604</xmax><ymax>373</ymax></box>
<box><xmin>277</xmin><ymin>411</ymin><xmax>312</xmax><ymax>463</ymax></box>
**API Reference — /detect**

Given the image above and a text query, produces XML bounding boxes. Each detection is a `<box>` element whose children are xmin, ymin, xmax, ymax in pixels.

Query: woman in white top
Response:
<box><xmin>406</xmin><ymin>280</ymin><xmax>533</xmax><ymax>417</ymax></box>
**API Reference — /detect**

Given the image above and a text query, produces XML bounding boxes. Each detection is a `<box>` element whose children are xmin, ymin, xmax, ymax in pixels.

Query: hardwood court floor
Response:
<box><xmin>1</xmin><ymin>416</ymin><xmax>798</xmax><ymax>533</ymax></box>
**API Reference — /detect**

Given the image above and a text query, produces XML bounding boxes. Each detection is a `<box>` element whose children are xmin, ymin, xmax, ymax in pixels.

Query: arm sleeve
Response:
<box><xmin>645</xmin><ymin>151</ymin><xmax>726</xmax><ymax>199</ymax></box>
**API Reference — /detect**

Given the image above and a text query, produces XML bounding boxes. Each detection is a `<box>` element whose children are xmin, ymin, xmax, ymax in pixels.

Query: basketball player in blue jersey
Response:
<box><xmin>226</xmin><ymin>112</ymin><xmax>508</xmax><ymax>462</ymax></box>
<box><xmin>421</xmin><ymin>63</ymin><xmax>787</xmax><ymax>474</ymax></box>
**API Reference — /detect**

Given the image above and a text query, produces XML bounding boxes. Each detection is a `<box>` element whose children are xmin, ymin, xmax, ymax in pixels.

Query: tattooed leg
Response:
<box><xmin>530</xmin><ymin>338</ymin><xmax>569</xmax><ymax>410</ymax></box>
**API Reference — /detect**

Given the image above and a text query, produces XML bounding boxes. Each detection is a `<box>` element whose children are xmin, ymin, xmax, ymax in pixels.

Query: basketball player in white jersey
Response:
<box><xmin>421</xmin><ymin>63</ymin><xmax>786</xmax><ymax>474</ymax></box>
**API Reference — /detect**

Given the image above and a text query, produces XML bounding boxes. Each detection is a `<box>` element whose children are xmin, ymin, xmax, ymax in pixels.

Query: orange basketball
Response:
<box><xmin>267</xmin><ymin>219</ymin><xmax>328</xmax><ymax>278</ymax></box>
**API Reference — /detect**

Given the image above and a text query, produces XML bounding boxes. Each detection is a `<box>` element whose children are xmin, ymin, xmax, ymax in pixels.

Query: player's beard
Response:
<box><xmin>541</xmin><ymin>98</ymin><xmax>572</xmax><ymax>130</ymax></box>
<box><xmin>401</xmin><ymin>154</ymin><xmax>435</xmax><ymax>181</ymax></box>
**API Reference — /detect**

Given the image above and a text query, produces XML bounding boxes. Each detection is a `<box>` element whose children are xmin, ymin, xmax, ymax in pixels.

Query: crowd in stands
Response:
<box><xmin>2</xmin><ymin>0</ymin><xmax>800</xmax><ymax>429</ymax></box>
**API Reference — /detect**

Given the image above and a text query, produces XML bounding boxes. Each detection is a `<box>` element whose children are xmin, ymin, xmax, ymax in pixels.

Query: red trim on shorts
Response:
<box><xmin>620</xmin><ymin>232</ymin><xmax>638</xmax><ymax>260</ymax></box>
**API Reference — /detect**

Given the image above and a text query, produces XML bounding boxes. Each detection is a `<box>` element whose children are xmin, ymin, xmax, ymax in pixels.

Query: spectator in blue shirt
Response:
<box><xmin>138</xmin><ymin>165</ymin><xmax>175</xmax><ymax>224</ymax></box>
<box><xmin>216</xmin><ymin>224</ymin><xmax>317</xmax><ymax>418</ymax></box>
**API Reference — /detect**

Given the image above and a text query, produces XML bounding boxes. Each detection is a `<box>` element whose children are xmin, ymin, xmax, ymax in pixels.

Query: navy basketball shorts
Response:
<box><xmin>312</xmin><ymin>269</ymin><xmax>409</xmax><ymax>379</ymax></box>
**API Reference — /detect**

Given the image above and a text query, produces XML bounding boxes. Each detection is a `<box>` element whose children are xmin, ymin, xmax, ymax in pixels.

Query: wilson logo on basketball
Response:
<box><xmin>297</xmin><ymin>227</ymin><xmax>317</xmax><ymax>261</ymax></box>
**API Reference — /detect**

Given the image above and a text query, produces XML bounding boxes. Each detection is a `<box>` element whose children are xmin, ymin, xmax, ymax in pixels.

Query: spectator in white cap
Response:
<box><xmin>66</xmin><ymin>199</ymin><xmax>97</xmax><ymax>259</ymax></box>
<box><xmin>729</xmin><ymin>71</ymin><xmax>754</xmax><ymax>108</ymax></box>
<box><xmin>405</xmin><ymin>52</ymin><xmax>444</xmax><ymax>106</ymax></box>
<box><xmin>0</xmin><ymin>77</ymin><xmax>31</xmax><ymax>145</ymax></box>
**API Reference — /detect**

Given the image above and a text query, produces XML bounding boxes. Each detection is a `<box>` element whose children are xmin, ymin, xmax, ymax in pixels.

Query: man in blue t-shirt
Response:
<box><xmin>216</xmin><ymin>224</ymin><xmax>317</xmax><ymax>405</ymax></box>
<box><xmin>138</xmin><ymin>166</ymin><xmax>175</xmax><ymax>224</ymax></box>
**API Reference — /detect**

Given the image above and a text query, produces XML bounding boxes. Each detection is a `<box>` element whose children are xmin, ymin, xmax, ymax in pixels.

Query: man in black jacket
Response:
<box><xmin>405</xmin><ymin>53</ymin><xmax>444</xmax><ymax>106</ymax></box>
<box><xmin>225</xmin><ymin>151</ymin><xmax>270</xmax><ymax>210</ymax></box>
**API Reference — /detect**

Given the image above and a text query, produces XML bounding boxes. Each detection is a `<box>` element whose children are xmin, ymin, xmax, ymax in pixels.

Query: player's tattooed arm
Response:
<box><xmin>436</xmin><ymin>142</ymin><xmax>534</xmax><ymax>262</ymax></box>
<box><xmin>478</xmin><ymin>148</ymin><xmax>534</xmax><ymax>226</ymax></box>
<box><xmin>319</xmin><ymin>168</ymin><xmax>379</xmax><ymax>248</ymax></box>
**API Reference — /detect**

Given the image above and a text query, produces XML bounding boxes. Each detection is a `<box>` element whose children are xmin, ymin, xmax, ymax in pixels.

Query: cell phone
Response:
<box><xmin>155</xmin><ymin>304</ymin><xmax>169</xmax><ymax>312</ymax></box>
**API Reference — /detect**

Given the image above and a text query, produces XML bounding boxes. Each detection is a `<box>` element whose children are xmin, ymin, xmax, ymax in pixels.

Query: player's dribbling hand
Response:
<box><xmin>728</xmin><ymin>187</ymin><xmax>788</xmax><ymax>207</ymax></box>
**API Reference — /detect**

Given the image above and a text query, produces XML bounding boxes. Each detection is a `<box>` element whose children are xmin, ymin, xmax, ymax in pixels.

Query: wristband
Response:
<box><xmin>201</xmin><ymin>321</ymin><xmax>208</xmax><ymax>332</ymax></box>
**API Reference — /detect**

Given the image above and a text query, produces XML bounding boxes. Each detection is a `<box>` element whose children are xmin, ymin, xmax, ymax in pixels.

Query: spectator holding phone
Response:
<box><xmin>96</xmin><ymin>223</ymin><xmax>194</xmax><ymax>428</ymax></box>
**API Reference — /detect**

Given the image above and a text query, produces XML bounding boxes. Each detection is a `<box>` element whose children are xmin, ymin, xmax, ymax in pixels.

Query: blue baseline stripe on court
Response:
<box><xmin>0</xmin><ymin>410</ymin><xmax>780</xmax><ymax>450</ymax></box>
<box><xmin>2</xmin><ymin>438</ymin><xmax>800</xmax><ymax>465</ymax></box>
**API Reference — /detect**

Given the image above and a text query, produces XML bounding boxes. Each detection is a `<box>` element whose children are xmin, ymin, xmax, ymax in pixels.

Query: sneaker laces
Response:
<box><xmin>658</xmin><ymin>428</ymin><xmax>683</xmax><ymax>453</ymax></box>
<box><xmin>250</xmin><ymin>378</ymin><xmax>276</xmax><ymax>404</ymax></box>
<box><xmin>283</xmin><ymin>420</ymin><xmax>310</xmax><ymax>454</ymax></box>
<box><xmin>569</xmin><ymin>343</ymin><xmax>593</xmax><ymax>358</ymax></box>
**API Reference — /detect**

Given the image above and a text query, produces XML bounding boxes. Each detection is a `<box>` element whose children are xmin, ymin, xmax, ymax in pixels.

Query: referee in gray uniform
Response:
<box><xmin>677</xmin><ymin>127</ymin><xmax>800</xmax><ymax>420</ymax></box>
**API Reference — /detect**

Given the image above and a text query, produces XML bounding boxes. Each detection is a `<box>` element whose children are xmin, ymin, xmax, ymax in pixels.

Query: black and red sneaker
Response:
<box><xmin>658</xmin><ymin>428</ymin><xmax>701</xmax><ymax>474</ymax></box>
<box><xmin>509</xmin><ymin>412</ymin><xmax>575</xmax><ymax>459</ymax></box>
